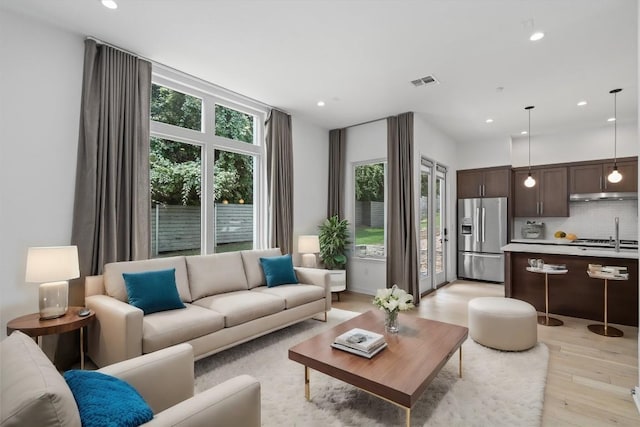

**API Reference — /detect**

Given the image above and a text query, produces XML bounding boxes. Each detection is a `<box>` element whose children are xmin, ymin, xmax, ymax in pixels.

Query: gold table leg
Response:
<box><xmin>405</xmin><ymin>407</ymin><xmax>411</xmax><ymax>427</ymax></box>
<box><xmin>459</xmin><ymin>346</ymin><xmax>463</xmax><ymax>378</ymax></box>
<box><xmin>304</xmin><ymin>366</ymin><xmax>310</xmax><ymax>400</ymax></box>
<box><xmin>588</xmin><ymin>278</ymin><xmax>623</xmax><ymax>337</ymax></box>
<box><xmin>537</xmin><ymin>272</ymin><xmax>563</xmax><ymax>326</ymax></box>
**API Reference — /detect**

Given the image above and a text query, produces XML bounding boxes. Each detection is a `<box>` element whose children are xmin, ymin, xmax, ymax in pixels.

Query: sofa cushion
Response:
<box><xmin>63</xmin><ymin>370</ymin><xmax>153</xmax><ymax>427</ymax></box>
<box><xmin>142</xmin><ymin>304</ymin><xmax>225</xmax><ymax>354</ymax></box>
<box><xmin>252</xmin><ymin>284</ymin><xmax>325</xmax><ymax>309</ymax></box>
<box><xmin>123</xmin><ymin>268</ymin><xmax>186</xmax><ymax>315</ymax></box>
<box><xmin>1</xmin><ymin>331</ymin><xmax>81</xmax><ymax>427</ymax></box>
<box><xmin>259</xmin><ymin>254</ymin><xmax>298</xmax><ymax>287</ymax></box>
<box><xmin>240</xmin><ymin>248</ymin><xmax>282</xmax><ymax>289</ymax></box>
<box><xmin>104</xmin><ymin>256</ymin><xmax>192</xmax><ymax>303</ymax></box>
<box><xmin>186</xmin><ymin>252</ymin><xmax>249</xmax><ymax>300</ymax></box>
<box><xmin>193</xmin><ymin>291</ymin><xmax>285</xmax><ymax>327</ymax></box>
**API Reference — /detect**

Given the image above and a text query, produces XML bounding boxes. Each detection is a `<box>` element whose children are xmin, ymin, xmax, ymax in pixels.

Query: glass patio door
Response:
<box><xmin>419</xmin><ymin>158</ymin><xmax>448</xmax><ymax>295</ymax></box>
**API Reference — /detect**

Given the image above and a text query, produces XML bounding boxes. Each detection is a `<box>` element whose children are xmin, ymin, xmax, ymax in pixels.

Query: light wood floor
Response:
<box><xmin>332</xmin><ymin>281</ymin><xmax>640</xmax><ymax>426</ymax></box>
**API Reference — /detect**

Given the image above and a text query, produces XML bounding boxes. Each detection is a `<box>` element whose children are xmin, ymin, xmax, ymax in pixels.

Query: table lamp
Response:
<box><xmin>298</xmin><ymin>235</ymin><xmax>320</xmax><ymax>268</ymax></box>
<box><xmin>25</xmin><ymin>246</ymin><xmax>80</xmax><ymax>320</ymax></box>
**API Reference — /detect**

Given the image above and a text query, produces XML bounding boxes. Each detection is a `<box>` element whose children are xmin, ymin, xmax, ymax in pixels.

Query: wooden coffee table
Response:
<box><xmin>288</xmin><ymin>310</ymin><xmax>468</xmax><ymax>427</ymax></box>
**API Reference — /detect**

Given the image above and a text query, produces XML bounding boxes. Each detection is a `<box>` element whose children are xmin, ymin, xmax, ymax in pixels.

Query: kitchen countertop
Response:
<box><xmin>502</xmin><ymin>242</ymin><xmax>638</xmax><ymax>259</ymax></box>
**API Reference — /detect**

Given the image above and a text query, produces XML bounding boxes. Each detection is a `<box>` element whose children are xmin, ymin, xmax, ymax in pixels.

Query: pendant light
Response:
<box><xmin>607</xmin><ymin>88</ymin><xmax>623</xmax><ymax>184</ymax></box>
<box><xmin>524</xmin><ymin>106</ymin><xmax>536</xmax><ymax>188</ymax></box>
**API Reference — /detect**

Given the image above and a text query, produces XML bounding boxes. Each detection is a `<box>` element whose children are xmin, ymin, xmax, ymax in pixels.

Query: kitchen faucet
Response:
<box><xmin>615</xmin><ymin>217</ymin><xmax>620</xmax><ymax>252</ymax></box>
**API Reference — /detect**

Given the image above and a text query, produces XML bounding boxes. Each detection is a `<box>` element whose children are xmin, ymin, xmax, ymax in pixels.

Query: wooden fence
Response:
<box><xmin>151</xmin><ymin>204</ymin><xmax>253</xmax><ymax>254</ymax></box>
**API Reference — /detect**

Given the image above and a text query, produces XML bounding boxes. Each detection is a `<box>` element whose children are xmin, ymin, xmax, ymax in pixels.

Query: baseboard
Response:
<box><xmin>632</xmin><ymin>386</ymin><xmax>640</xmax><ymax>414</ymax></box>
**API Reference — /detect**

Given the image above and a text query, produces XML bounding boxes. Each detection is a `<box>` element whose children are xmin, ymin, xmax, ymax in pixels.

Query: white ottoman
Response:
<box><xmin>468</xmin><ymin>297</ymin><xmax>537</xmax><ymax>351</ymax></box>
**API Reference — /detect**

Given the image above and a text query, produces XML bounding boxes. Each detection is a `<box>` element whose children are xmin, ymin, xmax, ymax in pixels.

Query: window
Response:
<box><xmin>354</xmin><ymin>161</ymin><xmax>386</xmax><ymax>258</ymax></box>
<box><xmin>149</xmin><ymin>70</ymin><xmax>267</xmax><ymax>258</ymax></box>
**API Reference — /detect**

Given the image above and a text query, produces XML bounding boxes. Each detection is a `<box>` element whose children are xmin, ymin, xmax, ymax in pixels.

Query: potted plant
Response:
<box><xmin>318</xmin><ymin>215</ymin><xmax>350</xmax><ymax>299</ymax></box>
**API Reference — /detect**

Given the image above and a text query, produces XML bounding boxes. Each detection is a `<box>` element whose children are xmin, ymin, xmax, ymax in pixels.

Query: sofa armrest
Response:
<box><xmin>294</xmin><ymin>267</ymin><xmax>331</xmax><ymax>311</ymax></box>
<box><xmin>98</xmin><ymin>343</ymin><xmax>195</xmax><ymax>414</ymax></box>
<box><xmin>85</xmin><ymin>274</ymin><xmax>105</xmax><ymax>297</ymax></box>
<box><xmin>85</xmin><ymin>294</ymin><xmax>143</xmax><ymax>367</ymax></box>
<box><xmin>142</xmin><ymin>375</ymin><xmax>260</xmax><ymax>427</ymax></box>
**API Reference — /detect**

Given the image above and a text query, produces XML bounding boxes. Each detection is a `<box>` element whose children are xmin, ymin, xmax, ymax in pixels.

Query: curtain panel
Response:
<box><xmin>327</xmin><ymin>128</ymin><xmax>346</xmax><ymax>219</ymax></box>
<box><xmin>265</xmin><ymin>109</ymin><xmax>294</xmax><ymax>254</ymax></box>
<box><xmin>386</xmin><ymin>112</ymin><xmax>419</xmax><ymax>304</ymax></box>
<box><xmin>71</xmin><ymin>39</ymin><xmax>152</xmax><ymax>279</ymax></box>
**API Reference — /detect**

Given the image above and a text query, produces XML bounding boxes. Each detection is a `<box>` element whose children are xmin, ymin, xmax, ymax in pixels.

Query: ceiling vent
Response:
<box><xmin>411</xmin><ymin>75</ymin><xmax>439</xmax><ymax>87</ymax></box>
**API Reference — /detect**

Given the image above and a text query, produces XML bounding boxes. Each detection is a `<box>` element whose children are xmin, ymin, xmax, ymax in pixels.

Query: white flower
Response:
<box><xmin>372</xmin><ymin>284</ymin><xmax>414</xmax><ymax>313</ymax></box>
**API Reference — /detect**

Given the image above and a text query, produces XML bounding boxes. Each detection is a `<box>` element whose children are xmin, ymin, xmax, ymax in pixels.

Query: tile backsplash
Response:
<box><xmin>514</xmin><ymin>200</ymin><xmax>638</xmax><ymax>240</ymax></box>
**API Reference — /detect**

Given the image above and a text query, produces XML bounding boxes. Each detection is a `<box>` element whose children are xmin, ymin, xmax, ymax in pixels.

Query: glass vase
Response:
<box><xmin>385</xmin><ymin>310</ymin><xmax>399</xmax><ymax>334</ymax></box>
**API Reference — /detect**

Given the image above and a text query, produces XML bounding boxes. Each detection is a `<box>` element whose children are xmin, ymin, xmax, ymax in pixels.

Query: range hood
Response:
<box><xmin>570</xmin><ymin>192</ymin><xmax>638</xmax><ymax>201</ymax></box>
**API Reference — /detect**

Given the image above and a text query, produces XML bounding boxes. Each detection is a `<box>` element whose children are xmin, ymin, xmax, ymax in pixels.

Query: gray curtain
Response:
<box><xmin>265</xmin><ymin>109</ymin><xmax>294</xmax><ymax>254</ymax></box>
<box><xmin>386</xmin><ymin>112</ymin><xmax>419</xmax><ymax>304</ymax></box>
<box><xmin>71</xmin><ymin>39</ymin><xmax>151</xmax><ymax>280</ymax></box>
<box><xmin>327</xmin><ymin>128</ymin><xmax>346</xmax><ymax>219</ymax></box>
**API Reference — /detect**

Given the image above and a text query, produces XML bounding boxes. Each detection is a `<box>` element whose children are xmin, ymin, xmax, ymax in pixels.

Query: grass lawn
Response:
<box><xmin>355</xmin><ymin>227</ymin><xmax>384</xmax><ymax>245</ymax></box>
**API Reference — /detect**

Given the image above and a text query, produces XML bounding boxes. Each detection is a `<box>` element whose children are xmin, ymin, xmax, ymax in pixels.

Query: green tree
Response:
<box><xmin>150</xmin><ymin>85</ymin><xmax>255</xmax><ymax>205</ymax></box>
<box><xmin>355</xmin><ymin>163</ymin><xmax>384</xmax><ymax>202</ymax></box>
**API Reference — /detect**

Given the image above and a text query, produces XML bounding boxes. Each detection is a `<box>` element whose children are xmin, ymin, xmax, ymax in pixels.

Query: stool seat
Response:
<box><xmin>468</xmin><ymin>297</ymin><xmax>537</xmax><ymax>351</ymax></box>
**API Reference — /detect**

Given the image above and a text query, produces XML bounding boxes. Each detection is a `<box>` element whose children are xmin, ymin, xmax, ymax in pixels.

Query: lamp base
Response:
<box><xmin>301</xmin><ymin>253</ymin><xmax>317</xmax><ymax>268</ymax></box>
<box><xmin>39</xmin><ymin>281</ymin><xmax>69</xmax><ymax>320</ymax></box>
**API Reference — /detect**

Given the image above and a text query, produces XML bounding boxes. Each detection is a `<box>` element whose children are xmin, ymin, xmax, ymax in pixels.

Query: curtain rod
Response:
<box><xmin>85</xmin><ymin>36</ymin><xmax>282</xmax><ymax>114</ymax></box>
<box><xmin>343</xmin><ymin>116</ymin><xmax>387</xmax><ymax>130</ymax></box>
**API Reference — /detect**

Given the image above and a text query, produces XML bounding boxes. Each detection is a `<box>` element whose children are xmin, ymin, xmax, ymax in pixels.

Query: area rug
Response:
<box><xmin>194</xmin><ymin>309</ymin><xmax>548</xmax><ymax>427</ymax></box>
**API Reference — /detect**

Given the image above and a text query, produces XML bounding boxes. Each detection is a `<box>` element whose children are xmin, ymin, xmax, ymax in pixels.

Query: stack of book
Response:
<box><xmin>331</xmin><ymin>328</ymin><xmax>387</xmax><ymax>358</ymax></box>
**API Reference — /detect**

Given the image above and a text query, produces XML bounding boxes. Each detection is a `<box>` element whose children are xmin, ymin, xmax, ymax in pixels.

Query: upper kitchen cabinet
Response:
<box><xmin>457</xmin><ymin>166</ymin><xmax>510</xmax><ymax>199</ymax></box>
<box><xmin>514</xmin><ymin>167</ymin><xmax>568</xmax><ymax>217</ymax></box>
<box><xmin>569</xmin><ymin>158</ymin><xmax>637</xmax><ymax>194</ymax></box>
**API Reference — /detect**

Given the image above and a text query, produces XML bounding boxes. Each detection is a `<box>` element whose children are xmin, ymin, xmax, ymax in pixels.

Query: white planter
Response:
<box><xmin>328</xmin><ymin>270</ymin><xmax>346</xmax><ymax>299</ymax></box>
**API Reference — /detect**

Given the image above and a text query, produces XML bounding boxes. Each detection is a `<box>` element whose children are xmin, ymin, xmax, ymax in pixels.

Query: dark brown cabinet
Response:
<box><xmin>513</xmin><ymin>167</ymin><xmax>568</xmax><ymax>217</ymax></box>
<box><xmin>457</xmin><ymin>166</ymin><xmax>510</xmax><ymax>199</ymax></box>
<box><xmin>569</xmin><ymin>159</ymin><xmax>637</xmax><ymax>193</ymax></box>
<box><xmin>504</xmin><ymin>251</ymin><xmax>638</xmax><ymax>326</ymax></box>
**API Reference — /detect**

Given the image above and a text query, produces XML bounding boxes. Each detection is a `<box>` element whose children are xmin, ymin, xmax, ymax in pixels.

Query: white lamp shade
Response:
<box><xmin>25</xmin><ymin>246</ymin><xmax>80</xmax><ymax>283</ymax></box>
<box><xmin>298</xmin><ymin>235</ymin><xmax>320</xmax><ymax>254</ymax></box>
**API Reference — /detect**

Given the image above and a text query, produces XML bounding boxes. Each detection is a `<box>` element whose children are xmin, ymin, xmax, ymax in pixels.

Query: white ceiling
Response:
<box><xmin>2</xmin><ymin>0</ymin><xmax>638</xmax><ymax>143</ymax></box>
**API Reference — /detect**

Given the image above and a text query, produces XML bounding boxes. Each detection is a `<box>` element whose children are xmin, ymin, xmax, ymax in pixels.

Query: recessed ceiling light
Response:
<box><xmin>529</xmin><ymin>31</ymin><xmax>544</xmax><ymax>41</ymax></box>
<box><xmin>316</xmin><ymin>101</ymin><xmax>325</xmax><ymax>107</ymax></box>
<box><xmin>101</xmin><ymin>0</ymin><xmax>118</xmax><ymax>9</ymax></box>
<box><xmin>521</xmin><ymin>131</ymin><xmax>528</xmax><ymax>135</ymax></box>
<box><xmin>577</xmin><ymin>101</ymin><xmax>587</xmax><ymax>106</ymax></box>
<box><xmin>485</xmin><ymin>118</ymin><xmax>494</xmax><ymax>123</ymax></box>
<box><xmin>607</xmin><ymin>117</ymin><xmax>616</xmax><ymax>122</ymax></box>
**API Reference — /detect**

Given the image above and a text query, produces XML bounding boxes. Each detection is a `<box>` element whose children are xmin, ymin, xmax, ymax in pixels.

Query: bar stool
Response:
<box><xmin>526</xmin><ymin>265</ymin><xmax>567</xmax><ymax>326</ymax></box>
<box><xmin>587</xmin><ymin>269</ymin><xmax>628</xmax><ymax>337</ymax></box>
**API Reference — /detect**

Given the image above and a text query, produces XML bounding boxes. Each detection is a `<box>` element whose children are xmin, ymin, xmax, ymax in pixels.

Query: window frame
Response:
<box><xmin>352</xmin><ymin>158</ymin><xmax>388</xmax><ymax>260</ymax></box>
<box><xmin>150</xmin><ymin>66</ymin><xmax>269</xmax><ymax>255</ymax></box>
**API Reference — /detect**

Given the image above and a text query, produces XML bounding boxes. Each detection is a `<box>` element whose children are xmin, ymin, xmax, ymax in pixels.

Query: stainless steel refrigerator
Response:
<box><xmin>457</xmin><ymin>197</ymin><xmax>507</xmax><ymax>282</ymax></box>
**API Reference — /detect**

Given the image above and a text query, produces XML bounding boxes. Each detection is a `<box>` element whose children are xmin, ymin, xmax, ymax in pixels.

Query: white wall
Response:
<box><xmin>455</xmin><ymin>136</ymin><xmax>511</xmax><ymax>170</ymax></box>
<box><xmin>0</xmin><ymin>10</ymin><xmax>84</xmax><ymax>338</ymax></box>
<box><xmin>291</xmin><ymin>117</ymin><xmax>329</xmax><ymax>265</ymax></box>
<box><xmin>0</xmin><ymin>10</ymin><xmax>331</xmax><ymax>338</ymax></box>
<box><xmin>511</xmin><ymin>122</ymin><xmax>637</xmax><ymax>167</ymax></box>
<box><xmin>414</xmin><ymin>113</ymin><xmax>459</xmax><ymax>288</ymax></box>
<box><xmin>344</xmin><ymin>120</ymin><xmax>388</xmax><ymax>295</ymax></box>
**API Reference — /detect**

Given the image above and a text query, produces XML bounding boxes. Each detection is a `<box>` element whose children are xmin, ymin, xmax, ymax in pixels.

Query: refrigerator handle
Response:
<box><xmin>481</xmin><ymin>207</ymin><xmax>486</xmax><ymax>242</ymax></box>
<box><xmin>475</xmin><ymin>208</ymin><xmax>480</xmax><ymax>242</ymax></box>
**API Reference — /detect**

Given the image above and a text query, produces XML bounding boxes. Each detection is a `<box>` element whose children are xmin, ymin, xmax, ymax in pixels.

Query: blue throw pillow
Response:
<box><xmin>64</xmin><ymin>370</ymin><xmax>153</xmax><ymax>427</ymax></box>
<box><xmin>260</xmin><ymin>254</ymin><xmax>299</xmax><ymax>287</ymax></box>
<box><xmin>123</xmin><ymin>268</ymin><xmax>185</xmax><ymax>315</ymax></box>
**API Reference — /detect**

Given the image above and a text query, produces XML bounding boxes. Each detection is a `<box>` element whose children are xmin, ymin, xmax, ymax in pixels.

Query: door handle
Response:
<box><xmin>540</xmin><ymin>201</ymin><xmax>543</xmax><ymax>215</ymax></box>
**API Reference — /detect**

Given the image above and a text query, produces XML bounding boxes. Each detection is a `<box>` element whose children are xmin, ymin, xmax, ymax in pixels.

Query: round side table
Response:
<box><xmin>7</xmin><ymin>306</ymin><xmax>95</xmax><ymax>369</ymax></box>
<box><xmin>586</xmin><ymin>270</ymin><xmax>627</xmax><ymax>337</ymax></box>
<box><xmin>526</xmin><ymin>266</ymin><xmax>567</xmax><ymax>326</ymax></box>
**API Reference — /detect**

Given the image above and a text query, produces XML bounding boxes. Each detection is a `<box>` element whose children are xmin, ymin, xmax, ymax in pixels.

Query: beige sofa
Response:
<box><xmin>1</xmin><ymin>331</ymin><xmax>260</xmax><ymax>427</ymax></box>
<box><xmin>85</xmin><ymin>248</ymin><xmax>331</xmax><ymax>367</ymax></box>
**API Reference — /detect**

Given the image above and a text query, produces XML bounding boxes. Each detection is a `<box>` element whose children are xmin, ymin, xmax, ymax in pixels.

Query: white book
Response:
<box><xmin>333</xmin><ymin>328</ymin><xmax>386</xmax><ymax>352</ymax></box>
<box><xmin>331</xmin><ymin>341</ymin><xmax>388</xmax><ymax>359</ymax></box>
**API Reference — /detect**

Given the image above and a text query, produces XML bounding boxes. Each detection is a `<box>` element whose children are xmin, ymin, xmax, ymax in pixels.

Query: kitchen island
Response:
<box><xmin>502</xmin><ymin>242</ymin><xmax>638</xmax><ymax>326</ymax></box>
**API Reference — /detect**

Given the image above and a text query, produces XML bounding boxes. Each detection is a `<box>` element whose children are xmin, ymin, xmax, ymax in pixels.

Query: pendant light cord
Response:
<box><xmin>528</xmin><ymin>108</ymin><xmax>531</xmax><ymax>174</ymax></box>
<box><xmin>613</xmin><ymin>90</ymin><xmax>617</xmax><ymax>166</ymax></box>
